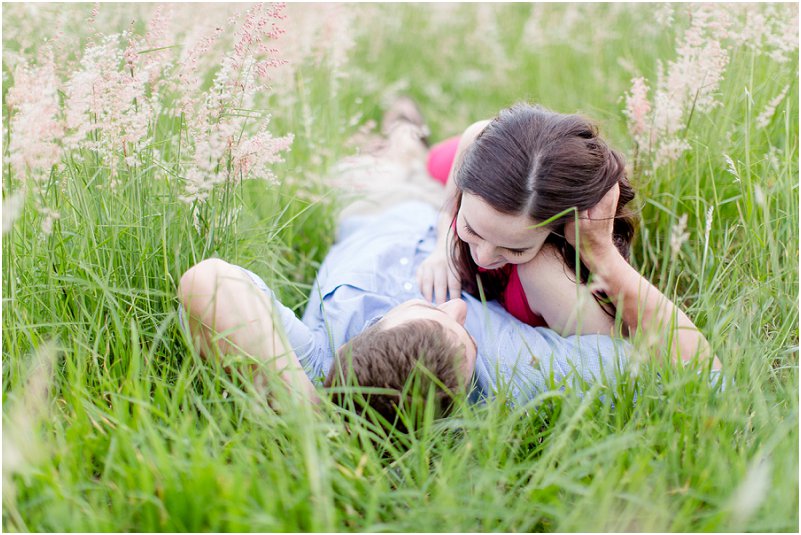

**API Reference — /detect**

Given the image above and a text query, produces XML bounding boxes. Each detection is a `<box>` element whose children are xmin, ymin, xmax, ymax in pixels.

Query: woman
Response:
<box><xmin>418</xmin><ymin>103</ymin><xmax>719</xmax><ymax>368</ymax></box>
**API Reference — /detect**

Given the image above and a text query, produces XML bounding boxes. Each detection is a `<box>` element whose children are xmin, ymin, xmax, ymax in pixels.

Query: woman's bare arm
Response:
<box><xmin>517</xmin><ymin>245</ymin><xmax>616</xmax><ymax>336</ymax></box>
<box><xmin>566</xmin><ymin>184</ymin><xmax>721</xmax><ymax>369</ymax></box>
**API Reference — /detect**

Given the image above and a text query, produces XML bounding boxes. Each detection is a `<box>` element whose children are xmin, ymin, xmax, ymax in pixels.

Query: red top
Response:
<box><xmin>426</xmin><ymin>136</ymin><xmax>461</xmax><ymax>185</ymax></box>
<box><xmin>477</xmin><ymin>265</ymin><xmax>547</xmax><ymax>327</ymax></box>
<box><xmin>430</xmin><ymin>135</ymin><xmax>547</xmax><ymax>328</ymax></box>
<box><xmin>504</xmin><ymin>265</ymin><xmax>548</xmax><ymax>327</ymax></box>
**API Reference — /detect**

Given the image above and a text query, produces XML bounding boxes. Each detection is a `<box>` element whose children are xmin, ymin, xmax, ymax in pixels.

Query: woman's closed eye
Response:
<box><xmin>463</xmin><ymin>223</ymin><xmax>480</xmax><ymax>238</ymax></box>
<box><xmin>464</xmin><ymin>223</ymin><xmax>528</xmax><ymax>256</ymax></box>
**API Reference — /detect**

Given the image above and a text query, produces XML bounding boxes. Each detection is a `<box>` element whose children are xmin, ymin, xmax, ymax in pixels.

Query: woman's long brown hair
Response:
<box><xmin>450</xmin><ymin>103</ymin><xmax>637</xmax><ymax>317</ymax></box>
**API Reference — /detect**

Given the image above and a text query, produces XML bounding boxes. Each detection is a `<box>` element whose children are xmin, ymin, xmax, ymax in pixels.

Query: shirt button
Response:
<box><xmin>399</xmin><ymin>257</ymin><xmax>409</xmax><ymax>265</ymax></box>
<box><xmin>403</xmin><ymin>282</ymin><xmax>413</xmax><ymax>291</ymax></box>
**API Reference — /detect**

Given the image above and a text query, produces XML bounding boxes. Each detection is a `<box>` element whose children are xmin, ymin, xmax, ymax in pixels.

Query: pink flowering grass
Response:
<box><xmin>5</xmin><ymin>2</ymin><xmax>294</xmax><ymax>212</ymax></box>
<box><xmin>623</xmin><ymin>3</ymin><xmax>798</xmax><ymax>170</ymax></box>
<box><xmin>6</xmin><ymin>48</ymin><xmax>63</xmax><ymax>181</ymax></box>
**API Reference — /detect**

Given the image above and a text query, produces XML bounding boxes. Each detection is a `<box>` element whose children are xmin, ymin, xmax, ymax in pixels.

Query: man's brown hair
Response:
<box><xmin>323</xmin><ymin>319</ymin><xmax>466</xmax><ymax>431</ymax></box>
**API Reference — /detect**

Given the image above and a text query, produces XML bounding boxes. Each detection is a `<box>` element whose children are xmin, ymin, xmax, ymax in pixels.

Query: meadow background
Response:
<box><xmin>2</xmin><ymin>2</ymin><xmax>798</xmax><ymax>531</ymax></box>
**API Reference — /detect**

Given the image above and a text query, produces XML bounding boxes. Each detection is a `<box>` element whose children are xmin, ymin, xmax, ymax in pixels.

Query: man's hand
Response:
<box><xmin>417</xmin><ymin>249</ymin><xmax>461</xmax><ymax>305</ymax></box>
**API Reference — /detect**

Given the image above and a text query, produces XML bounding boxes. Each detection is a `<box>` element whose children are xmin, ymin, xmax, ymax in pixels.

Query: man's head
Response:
<box><xmin>324</xmin><ymin>299</ymin><xmax>477</xmax><ymax>430</ymax></box>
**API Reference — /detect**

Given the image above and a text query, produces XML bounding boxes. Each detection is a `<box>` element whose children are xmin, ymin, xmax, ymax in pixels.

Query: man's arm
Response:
<box><xmin>178</xmin><ymin>259</ymin><xmax>321</xmax><ymax>404</ymax></box>
<box><xmin>466</xmin><ymin>297</ymin><xmax>630</xmax><ymax>404</ymax></box>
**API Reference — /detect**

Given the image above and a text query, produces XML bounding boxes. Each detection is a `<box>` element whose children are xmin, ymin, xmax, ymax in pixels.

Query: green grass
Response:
<box><xmin>3</xmin><ymin>3</ymin><xmax>798</xmax><ymax>532</ymax></box>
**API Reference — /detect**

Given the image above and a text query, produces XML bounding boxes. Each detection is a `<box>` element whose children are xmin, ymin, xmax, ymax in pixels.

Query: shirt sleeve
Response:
<box><xmin>237</xmin><ymin>268</ymin><xmax>333</xmax><ymax>384</ymax></box>
<box><xmin>318</xmin><ymin>284</ymin><xmax>397</xmax><ymax>345</ymax></box>
<box><xmin>467</xmin><ymin>298</ymin><xmax>631</xmax><ymax>404</ymax></box>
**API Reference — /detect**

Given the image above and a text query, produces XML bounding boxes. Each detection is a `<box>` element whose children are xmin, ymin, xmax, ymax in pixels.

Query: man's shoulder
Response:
<box><xmin>316</xmin><ymin>201</ymin><xmax>437</xmax><ymax>297</ymax></box>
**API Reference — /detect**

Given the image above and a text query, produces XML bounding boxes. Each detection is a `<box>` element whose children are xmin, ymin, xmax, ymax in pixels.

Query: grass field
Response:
<box><xmin>2</xmin><ymin>3</ymin><xmax>798</xmax><ymax>532</ymax></box>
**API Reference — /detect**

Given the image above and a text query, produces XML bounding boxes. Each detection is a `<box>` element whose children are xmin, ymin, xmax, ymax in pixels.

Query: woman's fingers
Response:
<box><xmin>433</xmin><ymin>268</ymin><xmax>448</xmax><ymax>305</ymax></box>
<box><xmin>589</xmin><ymin>182</ymin><xmax>620</xmax><ymax>221</ymax></box>
<box><xmin>567</xmin><ymin>183</ymin><xmax>621</xmax><ymax>250</ymax></box>
<box><xmin>447</xmin><ymin>270</ymin><xmax>462</xmax><ymax>301</ymax></box>
<box><xmin>417</xmin><ymin>265</ymin><xmax>434</xmax><ymax>302</ymax></box>
<box><xmin>569</xmin><ymin>183</ymin><xmax>622</xmax><ymax>269</ymax></box>
<box><xmin>564</xmin><ymin>210</ymin><xmax>588</xmax><ymax>248</ymax></box>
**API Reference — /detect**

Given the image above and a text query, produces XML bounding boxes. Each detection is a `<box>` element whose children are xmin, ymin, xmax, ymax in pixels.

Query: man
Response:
<box><xmin>178</xmin><ymin>200</ymin><xmax>630</xmax><ymax>414</ymax></box>
<box><xmin>177</xmin><ymin>99</ymin><xmax>631</xmax><ymax>420</ymax></box>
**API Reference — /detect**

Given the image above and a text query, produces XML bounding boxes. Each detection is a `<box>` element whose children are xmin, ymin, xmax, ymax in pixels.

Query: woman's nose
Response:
<box><xmin>438</xmin><ymin>299</ymin><xmax>467</xmax><ymax>325</ymax></box>
<box><xmin>474</xmin><ymin>243</ymin><xmax>498</xmax><ymax>267</ymax></box>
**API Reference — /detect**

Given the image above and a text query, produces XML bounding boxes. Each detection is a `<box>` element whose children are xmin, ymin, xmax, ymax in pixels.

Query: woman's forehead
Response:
<box><xmin>460</xmin><ymin>193</ymin><xmax>547</xmax><ymax>248</ymax></box>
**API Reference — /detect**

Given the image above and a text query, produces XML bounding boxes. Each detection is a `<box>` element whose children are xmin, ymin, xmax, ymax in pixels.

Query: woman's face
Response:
<box><xmin>456</xmin><ymin>193</ymin><xmax>550</xmax><ymax>270</ymax></box>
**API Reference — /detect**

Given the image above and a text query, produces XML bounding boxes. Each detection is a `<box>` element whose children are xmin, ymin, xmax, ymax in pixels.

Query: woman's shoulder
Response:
<box><xmin>517</xmin><ymin>244</ymin><xmax>566</xmax><ymax>279</ymax></box>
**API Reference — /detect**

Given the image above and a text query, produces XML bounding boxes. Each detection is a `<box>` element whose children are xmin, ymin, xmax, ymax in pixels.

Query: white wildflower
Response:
<box><xmin>470</xmin><ymin>4</ymin><xmax>512</xmax><ymax>73</ymax></box>
<box><xmin>653</xmin><ymin>3</ymin><xmax>674</xmax><ymax>26</ymax></box>
<box><xmin>704</xmin><ymin>206</ymin><xmax>714</xmax><ymax>248</ymax></box>
<box><xmin>620</xmin><ymin>4</ymin><xmax>799</xmax><ymax>169</ymax></box>
<box><xmin>624</xmin><ymin>77</ymin><xmax>651</xmax><ymax>142</ymax></box>
<box><xmin>670</xmin><ymin>213</ymin><xmax>689</xmax><ymax>258</ymax></box>
<box><xmin>765</xmin><ymin>146</ymin><xmax>781</xmax><ymax>172</ymax></box>
<box><xmin>753</xmin><ymin>185</ymin><xmax>766</xmax><ymax>207</ymax></box>
<box><xmin>764</xmin><ymin>5</ymin><xmax>798</xmax><ymax>64</ymax></box>
<box><xmin>63</xmin><ymin>31</ymin><xmax>158</xmax><ymax>159</ymax></box>
<box><xmin>724</xmin><ymin>154</ymin><xmax>740</xmax><ymax>182</ymax></box>
<box><xmin>653</xmin><ymin>138</ymin><xmax>691</xmax><ymax>168</ymax></box>
<box><xmin>7</xmin><ymin>52</ymin><xmax>64</xmax><ymax>183</ymax></box>
<box><xmin>3</xmin><ymin>342</ymin><xmax>58</xmax><ymax>509</ymax></box>
<box><xmin>176</xmin><ymin>3</ymin><xmax>292</xmax><ymax>203</ymax></box>
<box><xmin>2</xmin><ymin>191</ymin><xmax>26</xmax><ymax>234</ymax></box>
<box><xmin>41</xmin><ymin>208</ymin><xmax>61</xmax><ymax>235</ymax></box>
<box><xmin>521</xmin><ymin>4</ymin><xmax>548</xmax><ymax>48</ymax></box>
<box><xmin>232</xmin><ymin>130</ymin><xmax>294</xmax><ymax>180</ymax></box>
<box><xmin>755</xmin><ymin>86</ymin><xmax>789</xmax><ymax>129</ymax></box>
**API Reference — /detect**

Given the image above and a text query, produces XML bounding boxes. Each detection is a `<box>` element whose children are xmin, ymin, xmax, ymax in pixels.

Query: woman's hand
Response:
<box><xmin>416</xmin><ymin>120</ymin><xmax>489</xmax><ymax>305</ymax></box>
<box><xmin>564</xmin><ymin>182</ymin><xmax>621</xmax><ymax>270</ymax></box>
<box><xmin>417</xmin><ymin>249</ymin><xmax>461</xmax><ymax>305</ymax></box>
